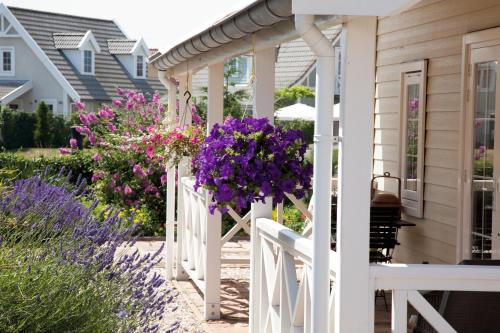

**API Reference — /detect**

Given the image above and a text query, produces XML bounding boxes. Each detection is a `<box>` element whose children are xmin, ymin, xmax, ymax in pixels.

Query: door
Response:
<box><xmin>466</xmin><ymin>45</ymin><xmax>500</xmax><ymax>260</ymax></box>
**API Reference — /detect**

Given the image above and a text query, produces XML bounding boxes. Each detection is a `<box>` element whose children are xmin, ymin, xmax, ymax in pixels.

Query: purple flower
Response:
<box><xmin>75</xmin><ymin>100</ymin><xmax>86</xmax><ymax>110</ymax></box>
<box><xmin>193</xmin><ymin>117</ymin><xmax>312</xmax><ymax>213</ymax></box>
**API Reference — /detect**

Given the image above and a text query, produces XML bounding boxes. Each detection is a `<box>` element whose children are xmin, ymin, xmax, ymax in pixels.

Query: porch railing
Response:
<box><xmin>252</xmin><ymin>217</ymin><xmax>337</xmax><ymax>332</ymax></box>
<box><xmin>371</xmin><ymin>263</ymin><xmax>500</xmax><ymax>333</ymax></box>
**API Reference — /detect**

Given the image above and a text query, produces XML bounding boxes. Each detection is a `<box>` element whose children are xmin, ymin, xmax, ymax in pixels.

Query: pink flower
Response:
<box><xmin>107</xmin><ymin>122</ymin><xmax>117</xmax><ymax>132</ymax></box>
<box><xmin>87</xmin><ymin>112</ymin><xmax>98</xmax><ymax>123</ymax></box>
<box><xmin>127</xmin><ymin>90</ymin><xmax>135</xmax><ymax>99</ymax></box>
<box><xmin>133</xmin><ymin>164</ymin><xmax>147</xmax><ymax>177</ymax></box>
<box><xmin>126</xmin><ymin>100</ymin><xmax>134</xmax><ymax>110</ymax></box>
<box><xmin>160</xmin><ymin>174</ymin><xmax>167</xmax><ymax>185</ymax></box>
<box><xmin>89</xmin><ymin>133</ymin><xmax>97</xmax><ymax>145</ymax></box>
<box><xmin>147</xmin><ymin>125</ymin><xmax>157</xmax><ymax>134</ymax></box>
<box><xmin>190</xmin><ymin>137</ymin><xmax>199</xmax><ymax>144</ymax></box>
<box><xmin>124</xmin><ymin>185</ymin><xmax>133</xmax><ymax>195</ymax></box>
<box><xmin>112</xmin><ymin>99</ymin><xmax>122</xmax><ymax>107</ymax></box>
<box><xmin>75</xmin><ymin>100</ymin><xmax>86</xmax><ymax>110</ymax></box>
<box><xmin>112</xmin><ymin>173</ymin><xmax>120</xmax><ymax>181</ymax></box>
<box><xmin>152</xmin><ymin>92</ymin><xmax>160</xmax><ymax>104</ymax></box>
<box><xmin>145</xmin><ymin>145</ymin><xmax>154</xmax><ymax>159</ymax></box>
<box><xmin>92</xmin><ymin>153</ymin><xmax>101</xmax><ymax>161</ymax></box>
<box><xmin>59</xmin><ymin>147</ymin><xmax>71</xmax><ymax>155</ymax></box>
<box><xmin>91</xmin><ymin>171</ymin><xmax>106</xmax><ymax>183</ymax></box>
<box><xmin>117</xmin><ymin>87</ymin><xmax>124</xmax><ymax>96</ymax></box>
<box><xmin>137</xmin><ymin>93</ymin><xmax>146</xmax><ymax>104</ymax></box>
<box><xmin>79</xmin><ymin>113</ymin><xmax>89</xmax><ymax>126</ymax></box>
<box><xmin>69</xmin><ymin>138</ymin><xmax>78</xmax><ymax>149</ymax></box>
<box><xmin>114</xmin><ymin>186</ymin><xmax>122</xmax><ymax>193</ymax></box>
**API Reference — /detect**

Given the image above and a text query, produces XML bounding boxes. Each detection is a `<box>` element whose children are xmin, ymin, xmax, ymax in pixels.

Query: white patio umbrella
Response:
<box><xmin>275</xmin><ymin>102</ymin><xmax>340</xmax><ymax>121</ymax></box>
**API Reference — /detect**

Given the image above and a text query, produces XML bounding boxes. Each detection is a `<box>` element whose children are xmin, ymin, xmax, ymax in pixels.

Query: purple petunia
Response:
<box><xmin>193</xmin><ymin>117</ymin><xmax>313</xmax><ymax>214</ymax></box>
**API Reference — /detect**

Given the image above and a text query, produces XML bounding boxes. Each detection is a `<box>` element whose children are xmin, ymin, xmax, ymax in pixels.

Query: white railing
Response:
<box><xmin>252</xmin><ymin>217</ymin><xmax>337</xmax><ymax>333</ymax></box>
<box><xmin>370</xmin><ymin>263</ymin><xmax>500</xmax><ymax>333</ymax></box>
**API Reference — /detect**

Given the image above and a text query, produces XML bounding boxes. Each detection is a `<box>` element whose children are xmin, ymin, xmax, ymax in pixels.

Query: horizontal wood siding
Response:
<box><xmin>374</xmin><ymin>0</ymin><xmax>500</xmax><ymax>263</ymax></box>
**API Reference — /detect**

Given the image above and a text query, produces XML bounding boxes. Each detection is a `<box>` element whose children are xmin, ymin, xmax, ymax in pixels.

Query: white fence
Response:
<box><xmin>371</xmin><ymin>263</ymin><xmax>500</xmax><ymax>333</ymax></box>
<box><xmin>249</xmin><ymin>214</ymin><xmax>500</xmax><ymax>333</ymax></box>
<box><xmin>251</xmin><ymin>217</ymin><xmax>337</xmax><ymax>332</ymax></box>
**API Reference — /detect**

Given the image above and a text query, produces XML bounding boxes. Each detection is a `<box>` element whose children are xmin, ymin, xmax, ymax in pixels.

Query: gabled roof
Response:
<box><xmin>53</xmin><ymin>32</ymin><xmax>85</xmax><ymax>49</ymax></box>
<box><xmin>275</xmin><ymin>27</ymin><xmax>340</xmax><ymax>89</ymax></box>
<box><xmin>0</xmin><ymin>80</ymin><xmax>32</xmax><ymax>105</ymax></box>
<box><xmin>8</xmin><ymin>6</ymin><xmax>164</xmax><ymax>101</ymax></box>
<box><xmin>107</xmin><ymin>39</ymin><xmax>136</xmax><ymax>54</ymax></box>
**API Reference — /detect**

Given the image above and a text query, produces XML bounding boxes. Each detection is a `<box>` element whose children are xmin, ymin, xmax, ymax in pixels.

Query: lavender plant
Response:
<box><xmin>193</xmin><ymin>117</ymin><xmax>313</xmax><ymax>214</ymax></box>
<box><xmin>0</xmin><ymin>174</ymin><xmax>177</xmax><ymax>332</ymax></box>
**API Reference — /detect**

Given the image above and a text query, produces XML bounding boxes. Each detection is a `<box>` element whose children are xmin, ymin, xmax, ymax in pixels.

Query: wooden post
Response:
<box><xmin>203</xmin><ymin>62</ymin><xmax>224</xmax><ymax>320</ymax></box>
<box><xmin>176</xmin><ymin>73</ymin><xmax>192</xmax><ymax>280</ymax></box>
<box><xmin>249</xmin><ymin>46</ymin><xmax>275</xmax><ymax>332</ymax></box>
<box><xmin>158</xmin><ymin>71</ymin><xmax>179</xmax><ymax>281</ymax></box>
<box><xmin>335</xmin><ymin>17</ymin><xmax>377</xmax><ymax>333</ymax></box>
<box><xmin>165</xmin><ymin>77</ymin><xmax>177</xmax><ymax>280</ymax></box>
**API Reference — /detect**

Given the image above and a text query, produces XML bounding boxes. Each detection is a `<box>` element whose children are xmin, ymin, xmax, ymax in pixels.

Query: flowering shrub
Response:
<box><xmin>63</xmin><ymin>89</ymin><xmax>168</xmax><ymax>235</ymax></box>
<box><xmin>193</xmin><ymin>117</ymin><xmax>313</xmax><ymax>214</ymax></box>
<box><xmin>0</xmin><ymin>174</ymin><xmax>177</xmax><ymax>332</ymax></box>
<box><xmin>164</xmin><ymin>124</ymin><xmax>205</xmax><ymax>167</ymax></box>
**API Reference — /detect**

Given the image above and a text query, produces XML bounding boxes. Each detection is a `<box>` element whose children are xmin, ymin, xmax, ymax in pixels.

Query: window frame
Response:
<box><xmin>0</xmin><ymin>46</ymin><xmax>14</xmax><ymax>76</ymax></box>
<box><xmin>82</xmin><ymin>49</ymin><xmax>94</xmax><ymax>75</ymax></box>
<box><xmin>399</xmin><ymin>60</ymin><xmax>427</xmax><ymax>218</ymax></box>
<box><xmin>229</xmin><ymin>56</ymin><xmax>252</xmax><ymax>86</ymax></box>
<box><xmin>41</xmin><ymin>98</ymin><xmax>57</xmax><ymax>113</ymax></box>
<box><xmin>135</xmin><ymin>54</ymin><xmax>146</xmax><ymax>79</ymax></box>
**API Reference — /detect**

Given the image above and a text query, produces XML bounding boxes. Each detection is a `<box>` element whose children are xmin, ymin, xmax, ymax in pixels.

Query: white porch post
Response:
<box><xmin>204</xmin><ymin>62</ymin><xmax>224</xmax><ymax>320</ymax></box>
<box><xmin>335</xmin><ymin>17</ymin><xmax>377</xmax><ymax>333</ymax></box>
<box><xmin>164</xmin><ymin>75</ymin><xmax>177</xmax><ymax>281</ymax></box>
<box><xmin>176</xmin><ymin>73</ymin><xmax>192</xmax><ymax>280</ymax></box>
<box><xmin>249</xmin><ymin>46</ymin><xmax>275</xmax><ymax>332</ymax></box>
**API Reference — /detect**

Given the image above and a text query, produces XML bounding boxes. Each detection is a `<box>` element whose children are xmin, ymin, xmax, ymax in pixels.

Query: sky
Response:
<box><xmin>3</xmin><ymin>0</ymin><xmax>253</xmax><ymax>51</ymax></box>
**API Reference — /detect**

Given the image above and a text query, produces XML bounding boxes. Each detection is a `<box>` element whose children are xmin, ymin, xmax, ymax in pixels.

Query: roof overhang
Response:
<box><xmin>292</xmin><ymin>0</ymin><xmax>422</xmax><ymax>16</ymax></box>
<box><xmin>78</xmin><ymin>30</ymin><xmax>101</xmax><ymax>53</ymax></box>
<box><xmin>150</xmin><ymin>0</ymin><xmax>341</xmax><ymax>76</ymax></box>
<box><xmin>0</xmin><ymin>80</ymin><xmax>33</xmax><ymax>105</ymax></box>
<box><xmin>132</xmin><ymin>38</ymin><xmax>149</xmax><ymax>57</ymax></box>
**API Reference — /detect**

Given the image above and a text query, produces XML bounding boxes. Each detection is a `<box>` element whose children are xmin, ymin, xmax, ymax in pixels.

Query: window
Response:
<box><xmin>228</xmin><ymin>56</ymin><xmax>251</xmax><ymax>85</ymax></box>
<box><xmin>400</xmin><ymin>60</ymin><xmax>427</xmax><ymax>218</ymax></box>
<box><xmin>83</xmin><ymin>50</ymin><xmax>93</xmax><ymax>74</ymax></box>
<box><xmin>8</xmin><ymin>104</ymin><xmax>18</xmax><ymax>110</ymax></box>
<box><xmin>136</xmin><ymin>55</ymin><xmax>145</xmax><ymax>78</ymax></box>
<box><xmin>0</xmin><ymin>47</ymin><xmax>14</xmax><ymax>75</ymax></box>
<box><xmin>41</xmin><ymin>99</ymin><xmax>57</xmax><ymax>113</ymax></box>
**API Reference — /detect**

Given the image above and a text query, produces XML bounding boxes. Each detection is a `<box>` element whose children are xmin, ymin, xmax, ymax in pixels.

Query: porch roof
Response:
<box><xmin>0</xmin><ymin>80</ymin><xmax>32</xmax><ymax>105</ymax></box>
<box><xmin>150</xmin><ymin>0</ymin><xmax>341</xmax><ymax>75</ymax></box>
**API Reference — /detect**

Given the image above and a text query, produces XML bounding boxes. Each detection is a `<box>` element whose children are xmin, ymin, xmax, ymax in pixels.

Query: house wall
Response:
<box><xmin>374</xmin><ymin>0</ymin><xmax>500</xmax><ymax>264</ymax></box>
<box><xmin>0</xmin><ymin>37</ymin><xmax>66</xmax><ymax>114</ymax></box>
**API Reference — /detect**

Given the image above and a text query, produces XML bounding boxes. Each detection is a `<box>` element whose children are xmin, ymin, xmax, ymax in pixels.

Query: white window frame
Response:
<box><xmin>134</xmin><ymin>54</ymin><xmax>146</xmax><ymax>79</ymax></box>
<box><xmin>81</xmin><ymin>49</ymin><xmax>94</xmax><ymax>75</ymax></box>
<box><xmin>229</xmin><ymin>56</ymin><xmax>252</xmax><ymax>86</ymax></box>
<box><xmin>399</xmin><ymin>60</ymin><xmax>427</xmax><ymax>218</ymax></box>
<box><xmin>0</xmin><ymin>46</ymin><xmax>14</xmax><ymax>76</ymax></box>
<box><xmin>41</xmin><ymin>98</ymin><xmax>57</xmax><ymax>113</ymax></box>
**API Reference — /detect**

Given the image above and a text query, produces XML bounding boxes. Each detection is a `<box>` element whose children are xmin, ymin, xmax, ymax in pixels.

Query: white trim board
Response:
<box><xmin>0</xmin><ymin>4</ymin><xmax>80</xmax><ymax>101</ymax></box>
<box><xmin>0</xmin><ymin>80</ymin><xmax>32</xmax><ymax>105</ymax></box>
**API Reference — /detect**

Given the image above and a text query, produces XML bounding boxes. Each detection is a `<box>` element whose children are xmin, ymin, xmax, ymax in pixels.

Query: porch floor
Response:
<box><xmin>135</xmin><ymin>240</ymin><xmax>409</xmax><ymax>333</ymax></box>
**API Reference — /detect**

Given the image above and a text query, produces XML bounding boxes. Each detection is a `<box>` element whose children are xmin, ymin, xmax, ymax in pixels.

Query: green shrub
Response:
<box><xmin>0</xmin><ymin>152</ymin><xmax>94</xmax><ymax>184</ymax></box>
<box><xmin>50</xmin><ymin>115</ymin><xmax>71</xmax><ymax>147</ymax></box>
<box><xmin>276</xmin><ymin>119</ymin><xmax>314</xmax><ymax>144</ymax></box>
<box><xmin>0</xmin><ymin>108</ymin><xmax>36</xmax><ymax>149</ymax></box>
<box><xmin>34</xmin><ymin>102</ymin><xmax>52</xmax><ymax>147</ymax></box>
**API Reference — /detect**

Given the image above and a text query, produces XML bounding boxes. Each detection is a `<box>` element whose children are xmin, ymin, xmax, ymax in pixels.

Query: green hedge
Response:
<box><xmin>0</xmin><ymin>108</ymin><xmax>71</xmax><ymax>150</ymax></box>
<box><xmin>0</xmin><ymin>152</ymin><xmax>94</xmax><ymax>184</ymax></box>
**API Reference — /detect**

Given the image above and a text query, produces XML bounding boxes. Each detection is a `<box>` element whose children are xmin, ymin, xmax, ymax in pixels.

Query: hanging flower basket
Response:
<box><xmin>164</xmin><ymin>124</ymin><xmax>205</xmax><ymax>167</ymax></box>
<box><xmin>193</xmin><ymin>117</ymin><xmax>313</xmax><ymax>214</ymax></box>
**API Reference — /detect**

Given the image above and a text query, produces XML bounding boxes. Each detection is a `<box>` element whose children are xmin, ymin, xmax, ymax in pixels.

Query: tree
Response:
<box><xmin>34</xmin><ymin>101</ymin><xmax>52</xmax><ymax>147</ymax></box>
<box><xmin>274</xmin><ymin>85</ymin><xmax>315</xmax><ymax>109</ymax></box>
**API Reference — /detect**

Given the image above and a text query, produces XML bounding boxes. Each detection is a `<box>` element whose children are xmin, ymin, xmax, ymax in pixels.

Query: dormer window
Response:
<box><xmin>83</xmin><ymin>49</ymin><xmax>93</xmax><ymax>74</ymax></box>
<box><xmin>136</xmin><ymin>55</ymin><xmax>145</xmax><ymax>78</ymax></box>
<box><xmin>0</xmin><ymin>46</ymin><xmax>14</xmax><ymax>76</ymax></box>
<box><xmin>108</xmin><ymin>38</ymin><xmax>149</xmax><ymax>79</ymax></box>
<box><xmin>54</xmin><ymin>30</ymin><xmax>100</xmax><ymax>76</ymax></box>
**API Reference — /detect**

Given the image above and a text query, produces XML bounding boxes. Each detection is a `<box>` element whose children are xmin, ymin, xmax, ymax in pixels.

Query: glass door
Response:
<box><xmin>469</xmin><ymin>45</ymin><xmax>500</xmax><ymax>259</ymax></box>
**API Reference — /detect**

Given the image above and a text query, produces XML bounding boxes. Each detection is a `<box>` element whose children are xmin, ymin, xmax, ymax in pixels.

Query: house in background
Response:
<box><xmin>0</xmin><ymin>4</ymin><xmax>163</xmax><ymax>115</ymax></box>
